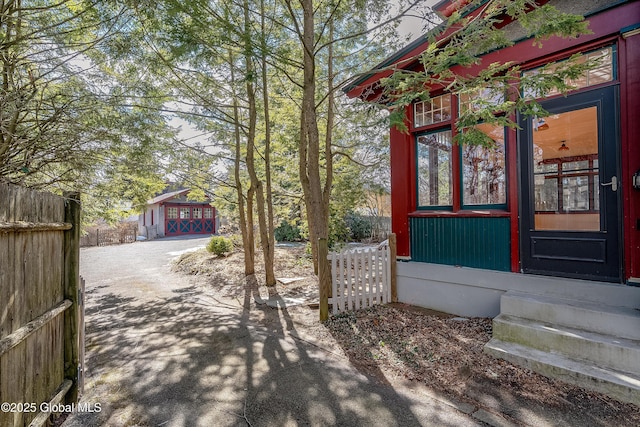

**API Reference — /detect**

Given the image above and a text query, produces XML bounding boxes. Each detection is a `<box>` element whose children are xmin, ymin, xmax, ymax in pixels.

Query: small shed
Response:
<box><xmin>139</xmin><ymin>189</ymin><xmax>217</xmax><ymax>238</ymax></box>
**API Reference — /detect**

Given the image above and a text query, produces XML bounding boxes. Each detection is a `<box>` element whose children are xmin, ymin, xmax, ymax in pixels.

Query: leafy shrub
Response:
<box><xmin>328</xmin><ymin>211</ymin><xmax>373</xmax><ymax>247</ymax></box>
<box><xmin>206</xmin><ymin>236</ymin><xmax>233</xmax><ymax>256</ymax></box>
<box><xmin>274</xmin><ymin>220</ymin><xmax>302</xmax><ymax>242</ymax></box>
<box><xmin>346</xmin><ymin>213</ymin><xmax>373</xmax><ymax>241</ymax></box>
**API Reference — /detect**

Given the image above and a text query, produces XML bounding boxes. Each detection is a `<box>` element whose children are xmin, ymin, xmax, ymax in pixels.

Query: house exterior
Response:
<box><xmin>346</xmin><ymin>0</ymin><xmax>640</xmax><ymax>312</ymax></box>
<box><xmin>139</xmin><ymin>189</ymin><xmax>217</xmax><ymax>238</ymax></box>
<box><xmin>345</xmin><ymin>0</ymin><xmax>640</xmax><ymax>403</ymax></box>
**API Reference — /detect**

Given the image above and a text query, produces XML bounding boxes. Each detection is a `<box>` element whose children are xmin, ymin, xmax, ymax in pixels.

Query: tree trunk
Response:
<box><xmin>261</xmin><ymin>0</ymin><xmax>277</xmax><ymax>286</ymax></box>
<box><xmin>230</xmin><ymin>49</ymin><xmax>255</xmax><ymax>276</ymax></box>
<box><xmin>299</xmin><ymin>0</ymin><xmax>325</xmax><ymax>274</ymax></box>
<box><xmin>298</xmin><ymin>0</ymin><xmax>333</xmax><ymax>274</ymax></box>
<box><xmin>244</xmin><ymin>0</ymin><xmax>276</xmax><ymax>286</ymax></box>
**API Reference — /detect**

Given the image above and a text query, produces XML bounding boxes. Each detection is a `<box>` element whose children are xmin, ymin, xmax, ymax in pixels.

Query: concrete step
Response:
<box><xmin>484</xmin><ymin>339</ymin><xmax>640</xmax><ymax>406</ymax></box>
<box><xmin>492</xmin><ymin>314</ymin><xmax>640</xmax><ymax>374</ymax></box>
<box><xmin>500</xmin><ymin>291</ymin><xmax>640</xmax><ymax>340</ymax></box>
<box><xmin>519</xmin><ymin>279</ymin><xmax>640</xmax><ymax>309</ymax></box>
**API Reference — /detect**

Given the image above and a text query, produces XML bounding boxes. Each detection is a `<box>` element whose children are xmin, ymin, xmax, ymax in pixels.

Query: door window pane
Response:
<box><xmin>204</xmin><ymin>208</ymin><xmax>213</xmax><ymax>219</ymax></box>
<box><xmin>417</xmin><ymin>130</ymin><xmax>452</xmax><ymax>207</ymax></box>
<box><xmin>532</xmin><ymin>106</ymin><xmax>600</xmax><ymax>231</ymax></box>
<box><xmin>193</xmin><ymin>208</ymin><xmax>202</xmax><ymax>219</ymax></box>
<box><xmin>180</xmin><ymin>207</ymin><xmax>190</xmax><ymax>219</ymax></box>
<box><xmin>167</xmin><ymin>207</ymin><xmax>178</xmax><ymax>219</ymax></box>
<box><xmin>462</xmin><ymin>123</ymin><xmax>506</xmax><ymax>205</ymax></box>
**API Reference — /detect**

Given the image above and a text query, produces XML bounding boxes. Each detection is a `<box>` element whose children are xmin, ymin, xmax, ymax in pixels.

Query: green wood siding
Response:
<box><xmin>410</xmin><ymin>217</ymin><xmax>511</xmax><ymax>271</ymax></box>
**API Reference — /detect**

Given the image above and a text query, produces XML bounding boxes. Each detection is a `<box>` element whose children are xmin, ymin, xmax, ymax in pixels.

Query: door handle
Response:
<box><xmin>600</xmin><ymin>176</ymin><xmax>617</xmax><ymax>192</ymax></box>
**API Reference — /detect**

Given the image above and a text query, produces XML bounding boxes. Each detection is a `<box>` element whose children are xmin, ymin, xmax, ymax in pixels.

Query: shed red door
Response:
<box><xmin>165</xmin><ymin>204</ymin><xmax>215</xmax><ymax>236</ymax></box>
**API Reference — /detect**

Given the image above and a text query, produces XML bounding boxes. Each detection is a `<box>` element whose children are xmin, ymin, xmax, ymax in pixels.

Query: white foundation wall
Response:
<box><xmin>397</xmin><ymin>262</ymin><xmax>639</xmax><ymax>318</ymax></box>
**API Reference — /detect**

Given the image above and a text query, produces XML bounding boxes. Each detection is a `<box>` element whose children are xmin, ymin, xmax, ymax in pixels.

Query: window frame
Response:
<box><xmin>415</xmin><ymin>128</ymin><xmax>454</xmax><ymax>210</ymax></box>
<box><xmin>413</xmin><ymin>94</ymin><xmax>453</xmax><ymax>130</ymax></box>
<box><xmin>411</xmin><ymin>90</ymin><xmax>510</xmax><ymax>213</ymax></box>
<box><xmin>521</xmin><ymin>45</ymin><xmax>617</xmax><ymax>100</ymax></box>
<box><xmin>459</xmin><ymin>124</ymin><xmax>508</xmax><ymax>210</ymax></box>
<box><xmin>167</xmin><ymin>207</ymin><xmax>178</xmax><ymax>219</ymax></box>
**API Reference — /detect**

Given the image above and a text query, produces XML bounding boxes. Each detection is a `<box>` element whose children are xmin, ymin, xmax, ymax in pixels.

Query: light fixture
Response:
<box><xmin>535</xmin><ymin>117</ymin><xmax>549</xmax><ymax>131</ymax></box>
<box><xmin>558</xmin><ymin>141</ymin><xmax>569</xmax><ymax>151</ymax></box>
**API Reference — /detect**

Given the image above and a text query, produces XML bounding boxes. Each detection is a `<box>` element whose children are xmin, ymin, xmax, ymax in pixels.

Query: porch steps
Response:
<box><xmin>484</xmin><ymin>290</ymin><xmax>640</xmax><ymax>405</ymax></box>
<box><xmin>498</xmin><ymin>291</ymin><xmax>640</xmax><ymax>341</ymax></box>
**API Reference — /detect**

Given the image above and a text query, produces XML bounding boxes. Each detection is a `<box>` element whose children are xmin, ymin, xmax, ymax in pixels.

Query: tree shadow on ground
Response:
<box><xmin>68</xmin><ymin>277</ymin><xmax>475</xmax><ymax>426</ymax></box>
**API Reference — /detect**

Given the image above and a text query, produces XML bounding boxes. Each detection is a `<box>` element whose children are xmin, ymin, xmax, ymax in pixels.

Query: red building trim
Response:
<box><xmin>390</xmin><ymin>118</ymin><xmax>414</xmax><ymax>257</ymax></box>
<box><xmin>506</xmin><ymin>119</ymin><xmax>520</xmax><ymax>273</ymax></box>
<box><xmin>620</xmin><ymin>29</ymin><xmax>640</xmax><ymax>279</ymax></box>
<box><xmin>408</xmin><ymin>210</ymin><xmax>510</xmax><ymax>218</ymax></box>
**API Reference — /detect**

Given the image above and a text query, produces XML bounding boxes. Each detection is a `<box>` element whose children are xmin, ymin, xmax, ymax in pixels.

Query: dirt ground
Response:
<box><xmin>173</xmin><ymin>244</ymin><xmax>640</xmax><ymax>427</ymax></box>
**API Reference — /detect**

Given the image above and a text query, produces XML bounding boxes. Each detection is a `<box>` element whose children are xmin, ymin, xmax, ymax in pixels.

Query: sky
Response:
<box><xmin>394</xmin><ymin>0</ymin><xmax>441</xmax><ymax>41</ymax></box>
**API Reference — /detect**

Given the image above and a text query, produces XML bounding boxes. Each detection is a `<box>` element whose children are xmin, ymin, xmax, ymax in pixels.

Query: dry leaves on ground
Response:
<box><xmin>324</xmin><ymin>304</ymin><xmax>640</xmax><ymax>425</ymax></box>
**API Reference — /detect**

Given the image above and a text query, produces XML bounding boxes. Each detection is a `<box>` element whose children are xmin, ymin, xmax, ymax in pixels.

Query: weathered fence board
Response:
<box><xmin>63</xmin><ymin>192</ymin><xmax>81</xmax><ymax>404</ymax></box>
<box><xmin>78</xmin><ymin>277</ymin><xmax>86</xmax><ymax>396</ymax></box>
<box><xmin>322</xmin><ymin>235</ymin><xmax>397</xmax><ymax>318</ymax></box>
<box><xmin>28</xmin><ymin>380</ymin><xmax>72</xmax><ymax>427</ymax></box>
<box><xmin>0</xmin><ymin>300</ymin><xmax>72</xmax><ymax>356</ymax></box>
<box><xmin>0</xmin><ymin>182</ymin><xmax>82</xmax><ymax>427</ymax></box>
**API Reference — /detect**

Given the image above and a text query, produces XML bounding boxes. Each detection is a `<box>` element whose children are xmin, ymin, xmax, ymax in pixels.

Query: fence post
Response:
<box><xmin>389</xmin><ymin>233</ymin><xmax>398</xmax><ymax>303</ymax></box>
<box><xmin>63</xmin><ymin>192</ymin><xmax>81</xmax><ymax>404</ymax></box>
<box><xmin>318</xmin><ymin>238</ymin><xmax>330</xmax><ymax>322</ymax></box>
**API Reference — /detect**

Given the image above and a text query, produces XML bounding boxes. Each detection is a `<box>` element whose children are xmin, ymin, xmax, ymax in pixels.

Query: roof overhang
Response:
<box><xmin>343</xmin><ymin>1</ymin><xmax>492</xmax><ymax>102</ymax></box>
<box><xmin>343</xmin><ymin>0</ymin><xmax>551</xmax><ymax>103</ymax></box>
<box><xmin>147</xmin><ymin>188</ymin><xmax>190</xmax><ymax>205</ymax></box>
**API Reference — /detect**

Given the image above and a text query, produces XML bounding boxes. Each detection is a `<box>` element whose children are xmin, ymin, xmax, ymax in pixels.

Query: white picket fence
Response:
<box><xmin>327</xmin><ymin>240</ymin><xmax>392</xmax><ymax>315</ymax></box>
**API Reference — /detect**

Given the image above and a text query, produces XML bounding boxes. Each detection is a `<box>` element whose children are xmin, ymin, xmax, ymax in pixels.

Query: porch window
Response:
<box><xmin>462</xmin><ymin>123</ymin><xmax>506</xmax><ymax>206</ymax></box>
<box><xmin>417</xmin><ymin>130</ymin><xmax>453</xmax><ymax>207</ymax></box>
<box><xmin>523</xmin><ymin>46</ymin><xmax>614</xmax><ymax>98</ymax></box>
<box><xmin>414</xmin><ymin>94</ymin><xmax>451</xmax><ymax>127</ymax></box>
<box><xmin>458</xmin><ymin>87</ymin><xmax>505</xmax><ymax>114</ymax></box>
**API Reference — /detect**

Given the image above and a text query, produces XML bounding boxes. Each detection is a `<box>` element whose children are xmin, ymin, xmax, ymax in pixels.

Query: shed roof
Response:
<box><xmin>147</xmin><ymin>189</ymin><xmax>190</xmax><ymax>205</ymax></box>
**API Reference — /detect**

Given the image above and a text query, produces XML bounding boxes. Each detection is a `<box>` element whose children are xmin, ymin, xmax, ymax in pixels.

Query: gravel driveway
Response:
<box><xmin>63</xmin><ymin>236</ymin><xmax>486</xmax><ymax>427</ymax></box>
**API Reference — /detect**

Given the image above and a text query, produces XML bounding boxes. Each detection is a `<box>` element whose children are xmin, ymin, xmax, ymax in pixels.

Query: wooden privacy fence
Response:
<box><xmin>0</xmin><ymin>182</ymin><xmax>83</xmax><ymax>427</ymax></box>
<box><xmin>318</xmin><ymin>234</ymin><xmax>397</xmax><ymax>321</ymax></box>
